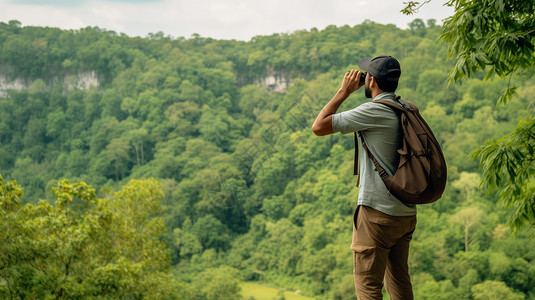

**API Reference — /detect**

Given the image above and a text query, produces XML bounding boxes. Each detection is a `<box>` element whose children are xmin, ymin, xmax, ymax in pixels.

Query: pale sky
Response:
<box><xmin>0</xmin><ymin>0</ymin><xmax>454</xmax><ymax>40</ymax></box>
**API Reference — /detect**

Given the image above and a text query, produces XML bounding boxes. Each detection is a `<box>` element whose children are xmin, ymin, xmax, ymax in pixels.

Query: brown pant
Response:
<box><xmin>351</xmin><ymin>205</ymin><xmax>417</xmax><ymax>300</ymax></box>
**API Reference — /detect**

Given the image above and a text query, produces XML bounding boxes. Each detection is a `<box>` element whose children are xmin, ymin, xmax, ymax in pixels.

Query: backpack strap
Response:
<box><xmin>374</xmin><ymin>95</ymin><xmax>411</xmax><ymax>112</ymax></box>
<box><xmin>354</xmin><ymin>130</ymin><xmax>392</xmax><ymax>188</ymax></box>
<box><xmin>353</xmin><ymin>132</ymin><xmax>360</xmax><ymax>187</ymax></box>
<box><xmin>353</xmin><ymin>97</ymin><xmax>405</xmax><ymax>190</ymax></box>
<box><xmin>358</xmin><ymin>131</ymin><xmax>390</xmax><ymax>182</ymax></box>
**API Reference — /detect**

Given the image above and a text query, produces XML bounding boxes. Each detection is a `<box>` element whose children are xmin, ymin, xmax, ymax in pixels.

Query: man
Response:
<box><xmin>311</xmin><ymin>55</ymin><xmax>417</xmax><ymax>300</ymax></box>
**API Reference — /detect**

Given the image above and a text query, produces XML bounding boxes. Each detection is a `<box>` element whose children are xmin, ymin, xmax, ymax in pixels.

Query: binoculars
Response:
<box><xmin>359</xmin><ymin>72</ymin><xmax>367</xmax><ymax>85</ymax></box>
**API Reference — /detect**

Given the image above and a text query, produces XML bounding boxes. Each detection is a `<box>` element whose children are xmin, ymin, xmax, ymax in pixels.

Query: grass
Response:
<box><xmin>240</xmin><ymin>282</ymin><xmax>315</xmax><ymax>300</ymax></box>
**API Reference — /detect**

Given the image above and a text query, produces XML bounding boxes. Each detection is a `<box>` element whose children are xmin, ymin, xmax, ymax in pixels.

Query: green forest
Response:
<box><xmin>0</xmin><ymin>10</ymin><xmax>534</xmax><ymax>300</ymax></box>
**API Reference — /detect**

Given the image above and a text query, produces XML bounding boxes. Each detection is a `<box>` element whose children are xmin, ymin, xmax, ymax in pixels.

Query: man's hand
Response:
<box><xmin>311</xmin><ymin>70</ymin><xmax>365</xmax><ymax>136</ymax></box>
<box><xmin>340</xmin><ymin>69</ymin><xmax>364</xmax><ymax>97</ymax></box>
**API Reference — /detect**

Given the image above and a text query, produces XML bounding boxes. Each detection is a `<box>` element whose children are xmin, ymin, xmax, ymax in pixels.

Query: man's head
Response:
<box><xmin>358</xmin><ymin>55</ymin><xmax>401</xmax><ymax>98</ymax></box>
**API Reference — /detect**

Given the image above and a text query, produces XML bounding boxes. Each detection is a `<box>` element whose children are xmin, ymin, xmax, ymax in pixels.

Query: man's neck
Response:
<box><xmin>372</xmin><ymin>92</ymin><xmax>397</xmax><ymax>102</ymax></box>
<box><xmin>371</xmin><ymin>89</ymin><xmax>386</xmax><ymax>100</ymax></box>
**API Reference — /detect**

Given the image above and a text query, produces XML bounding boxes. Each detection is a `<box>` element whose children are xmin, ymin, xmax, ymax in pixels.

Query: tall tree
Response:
<box><xmin>404</xmin><ymin>0</ymin><xmax>535</xmax><ymax>233</ymax></box>
<box><xmin>0</xmin><ymin>175</ymin><xmax>177</xmax><ymax>299</ymax></box>
<box><xmin>451</xmin><ymin>207</ymin><xmax>485</xmax><ymax>252</ymax></box>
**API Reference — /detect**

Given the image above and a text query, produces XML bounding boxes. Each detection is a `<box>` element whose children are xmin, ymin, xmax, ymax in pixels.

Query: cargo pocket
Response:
<box><xmin>353</xmin><ymin>245</ymin><xmax>378</xmax><ymax>275</ymax></box>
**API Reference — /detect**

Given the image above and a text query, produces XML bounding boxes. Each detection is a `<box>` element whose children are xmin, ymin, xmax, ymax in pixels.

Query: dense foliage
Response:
<box><xmin>404</xmin><ymin>0</ymin><xmax>535</xmax><ymax>233</ymax></box>
<box><xmin>440</xmin><ymin>0</ymin><xmax>535</xmax><ymax>233</ymax></box>
<box><xmin>0</xmin><ymin>18</ymin><xmax>534</xmax><ymax>299</ymax></box>
<box><xmin>0</xmin><ymin>175</ymin><xmax>178</xmax><ymax>299</ymax></box>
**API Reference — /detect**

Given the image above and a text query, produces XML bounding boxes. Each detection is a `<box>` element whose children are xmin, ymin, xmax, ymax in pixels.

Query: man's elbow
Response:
<box><xmin>311</xmin><ymin>124</ymin><xmax>329</xmax><ymax>136</ymax></box>
<box><xmin>311</xmin><ymin>123</ymin><xmax>321</xmax><ymax>136</ymax></box>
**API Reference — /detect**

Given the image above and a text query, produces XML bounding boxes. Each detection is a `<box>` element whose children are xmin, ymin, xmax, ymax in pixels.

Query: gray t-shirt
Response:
<box><xmin>332</xmin><ymin>92</ymin><xmax>416</xmax><ymax>216</ymax></box>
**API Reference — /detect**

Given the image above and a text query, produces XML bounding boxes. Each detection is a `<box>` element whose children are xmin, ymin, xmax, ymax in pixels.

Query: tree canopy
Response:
<box><xmin>0</xmin><ymin>15</ymin><xmax>534</xmax><ymax>299</ymax></box>
<box><xmin>404</xmin><ymin>0</ymin><xmax>535</xmax><ymax>233</ymax></box>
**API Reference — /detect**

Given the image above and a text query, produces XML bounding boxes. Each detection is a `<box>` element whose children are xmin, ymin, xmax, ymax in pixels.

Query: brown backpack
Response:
<box><xmin>354</xmin><ymin>96</ymin><xmax>447</xmax><ymax>204</ymax></box>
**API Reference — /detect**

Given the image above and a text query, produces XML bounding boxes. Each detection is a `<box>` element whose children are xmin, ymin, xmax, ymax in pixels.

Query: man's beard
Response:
<box><xmin>365</xmin><ymin>84</ymin><xmax>372</xmax><ymax>98</ymax></box>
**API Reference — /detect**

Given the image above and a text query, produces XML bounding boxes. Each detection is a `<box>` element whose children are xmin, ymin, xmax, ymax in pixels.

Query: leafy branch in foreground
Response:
<box><xmin>401</xmin><ymin>0</ymin><xmax>432</xmax><ymax>15</ymax></box>
<box><xmin>439</xmin><ymin>0</ymin><xmax>535</xmax><ymax>105</ymax></box>
<box><xmin>473</xmin><ymin>116</ymin><xmax>535</xmax><ymax>234</ymax></box>
<box><xmin>422</xmin><ymin>0</ymin><xmax>535</xmax><ymax>233</ymax></box>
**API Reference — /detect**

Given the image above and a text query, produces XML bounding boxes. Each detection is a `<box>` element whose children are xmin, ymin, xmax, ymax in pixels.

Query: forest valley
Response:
<box><xmin>0</xmin><ymin>18</ymin><xmax>534</xmax><ymax>299</ymax></box>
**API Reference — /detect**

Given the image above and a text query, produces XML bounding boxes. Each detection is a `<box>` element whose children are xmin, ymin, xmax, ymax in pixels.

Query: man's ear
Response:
<box><xmin>369</xmin><ymin>76</ymin><xmax>376</xmax><ymax>88</ymax></box>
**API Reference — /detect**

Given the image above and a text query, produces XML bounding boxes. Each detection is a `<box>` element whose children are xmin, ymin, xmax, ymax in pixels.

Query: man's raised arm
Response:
<box><xmin>311</xmin><ymin>69</ymin><xmax>363</xmax><ymax>136</ymax></box>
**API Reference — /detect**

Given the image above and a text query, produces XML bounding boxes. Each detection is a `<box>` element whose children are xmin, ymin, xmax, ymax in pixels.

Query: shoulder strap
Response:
<box><xmin>373</xmin><ymin>98</ymin><xmax>409</xmax><ymax>112</ymax></box>
<box><xmin>353</xmin><ymin>132</ymin><xmax>358</xmax><ymax>176</ymax></box>
<box><xmin>358</xmin><ymin>131</ymin><xmax>390</xmax><ymax>182</ymax></box>
<box><xmin>353</xmin><ymin>132</ymin><xmax>359</xmax><ymax>187</ymax></box>
<box><xmin>353</xmin><ymin>96</ymin><xmax>406</xmax><ymax>188</ymax></box>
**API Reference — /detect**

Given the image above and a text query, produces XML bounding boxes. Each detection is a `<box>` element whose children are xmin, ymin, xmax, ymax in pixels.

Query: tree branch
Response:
<box><xmin>401</xmin><ymin>0</ymin><xmax>432</xmax><ymax>15</ymax></box>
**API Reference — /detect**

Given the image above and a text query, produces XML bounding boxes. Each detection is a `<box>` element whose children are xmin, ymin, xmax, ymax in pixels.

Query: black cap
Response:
<box><xmin>358</xmin><ymin>55</ymin><xmax>401</xmax><ymax>84</ymax></box>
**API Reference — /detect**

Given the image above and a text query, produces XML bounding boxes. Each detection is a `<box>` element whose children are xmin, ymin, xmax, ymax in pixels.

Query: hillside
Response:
<box><xmin>0</xmin><ymin>19</ymin><xmax>534</xmax><ymax>299</ymax></box>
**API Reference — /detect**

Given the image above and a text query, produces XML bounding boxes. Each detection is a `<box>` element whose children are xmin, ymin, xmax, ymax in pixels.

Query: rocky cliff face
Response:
<box><xmin>0</xmin><ymin>68</ymin><xmax>290</xmax><ymax>95</ymax></box>
<box><xmin>0</xmin><ymin>70</ymin><xmax>99</xmax><ymax>97</ymax></box>
<box><xmin>251</xmin><ymin>66</ymin><xmax>293</xmax><ymax>92</ymax></box>
<box><xmin>63</xmin><ymin>71</ymin><xmax>99</xmax><ymax>91</ymax></box>
<box><xmin>254</xmin><ymin>74</ymin><xmax>291</xmax><ymax>92</ymax></box>
<box><xmin>0</xmin><ymin>75</ymin><xmax>27</xmax><ymax>97</ymax></box>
